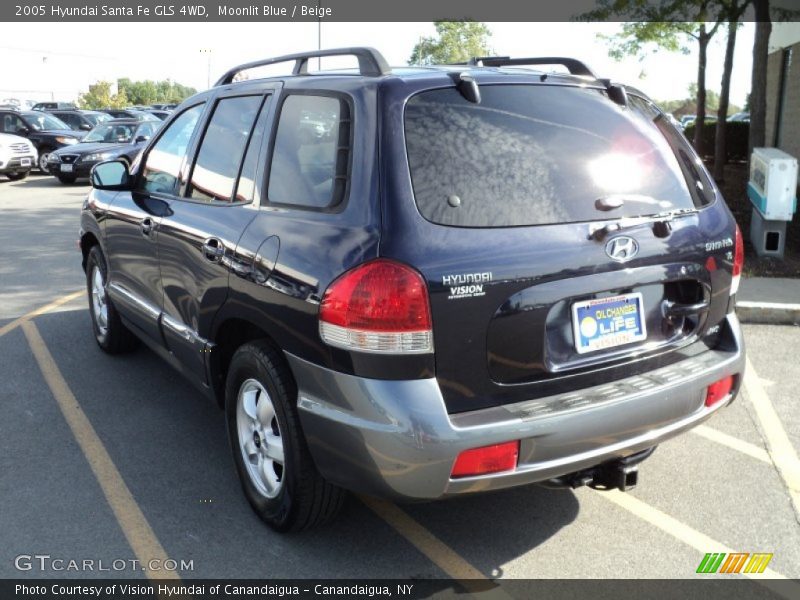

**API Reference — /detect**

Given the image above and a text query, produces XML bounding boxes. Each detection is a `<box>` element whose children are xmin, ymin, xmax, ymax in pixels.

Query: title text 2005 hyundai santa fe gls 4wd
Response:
<box><xmin>79</xmin><ymin>48</ymin><xmax>745</xmax><ymax>531</ymax></box>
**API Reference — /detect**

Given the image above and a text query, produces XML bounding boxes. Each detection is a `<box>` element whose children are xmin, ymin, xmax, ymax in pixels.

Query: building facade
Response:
<box><xmin>766</xmin><ymin>23</ymin><xmax>800</xmax><ymax>160</ymax></box>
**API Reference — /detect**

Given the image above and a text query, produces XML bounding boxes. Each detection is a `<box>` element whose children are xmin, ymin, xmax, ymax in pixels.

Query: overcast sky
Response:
<box><xmin>0</xmin><ymin>21</ymin><xmax>755</xmax><ymax>107</ymax></box>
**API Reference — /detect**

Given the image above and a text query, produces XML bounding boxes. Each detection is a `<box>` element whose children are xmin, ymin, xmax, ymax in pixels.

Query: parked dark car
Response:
<box><xmin>49</xmin><ymin>118</ymin><xmax>159</xmax><ymax>184</ymax></box>
<box><xmin>80</xmin><ymin>48</ymin><xmax>745</xmax><ymax>532</ymax></box>
<box><xmin>149</xmin><ymin>103</ymin><xmax>178</xmax><ymax>110</ymax></box>
<box><xmin>32</xmin><ymin>101</ymin><xmax>77</xmax><ymax>111</ymax></box>
<box><xmin>47</xmin><ymin>109</ymin><xmax>111</xmax><ymax>132</ymax></box>
<box><xmin>99</xmin><ymin>108</ymin><xmax>160</xmax><ymax>122</ymax></box>
<box><xmin>144</xmin><ymin>109</ymin><xmax>171</xmax><ymax>121</ymax></box>
<box><xmin>0</xmin><ymin>109</ymin><xmax>84</xmax><ymax>172</ymax></box>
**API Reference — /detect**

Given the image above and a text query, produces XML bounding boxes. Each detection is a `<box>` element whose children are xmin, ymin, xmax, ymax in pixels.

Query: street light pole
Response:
<box><xmin>199</xmin><ymin>48</ymin><xmax>212</xmax><ymax>88</ymax></box>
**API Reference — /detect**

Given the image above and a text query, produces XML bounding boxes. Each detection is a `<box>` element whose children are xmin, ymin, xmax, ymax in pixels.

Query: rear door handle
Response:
<box><xmin>202</xmin><ymin>237</ymin><xmax>225</xmax><ymax>262</ymax></box>
<box><xmin>140</xmin><ymin>217</ymin><xmax>154</xmax><ymax>237</ymax></box>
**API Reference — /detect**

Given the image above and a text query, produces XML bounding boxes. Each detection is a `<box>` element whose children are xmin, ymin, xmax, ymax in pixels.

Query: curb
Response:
<box><xmin>737</xmin><ymin>301</ymin><xmax>800</xmax><ymax>326</ymax></box>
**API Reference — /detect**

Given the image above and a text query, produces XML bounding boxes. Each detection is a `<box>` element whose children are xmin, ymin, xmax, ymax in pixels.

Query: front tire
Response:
<box><xmin>85</xmin><ymin>245</ymin><xmax>138</xmax><ymax>354</ymax></box>
<box><xmin>225</xmin><ymin>341</ymin><xmax>345</xmax><ymax>531</ymax></box>
<box><xmin>38</xmin><ymin>151</ymin><xmax>51</xmax><ymax>174</ymax></box>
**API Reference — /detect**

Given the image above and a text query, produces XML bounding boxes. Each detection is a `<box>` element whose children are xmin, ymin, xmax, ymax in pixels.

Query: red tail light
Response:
<box><xmin>706</xmin><ymin>375</ymin><xmax>734</xmax><ymax>407</ymax></box>
<box><xmin>319</xmin><ymin>259</ymin><xmax>433</xmax><ymax>354</ymax></box>
<box><xmin>731</xmin><ymin>224</ymin><xmax>744</xmax><ymax>295</ymax></box>
<box><xmin>451</xmin><ymin>441</ymin><xmax>520</xmax><ymax>478</ymax></box>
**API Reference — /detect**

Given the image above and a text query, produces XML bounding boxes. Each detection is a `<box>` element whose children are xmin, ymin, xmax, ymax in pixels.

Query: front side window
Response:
<box><xmin>187</xmin><ymin>95</ymin><xmax>263</xmax><ymax>203</ymax></box>
<box><xmin>140</xmin><ymin>104</ymin><xmax>204</xmax><ymax>195</ymax></box>
<box><xmin>1</xmin><ymin>114</ymin><xmax>27</xmax><ymax>134</ymax></box>
<box><xmin>404</xmin><ymin>85</ymin><xmax>700</xmax><ymax>228</ymax></box>
<box><xmin>267</xmin><ymin>94</ymin><xmax>349</xmax><ymax>209</ymax></box>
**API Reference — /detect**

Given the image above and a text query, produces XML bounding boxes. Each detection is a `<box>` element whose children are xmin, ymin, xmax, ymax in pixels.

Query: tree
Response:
<box><xmin>117</xmin><ymin>78</ymin><xmax>197</xmax><ymax>105</ymax></box>
<box><xmin>78</xmin><ymin>81</ymin><xmax>128</xmax><ymax>109</ymax></box>
<box><xmin>749</xmin><ymin>0</ymin><xmax>772</xmax><ymax>157</ymax></box>
<box><xmin>714</xmin><ymin>1</ymin><xmax>750</xmax><ymax>182</ymax></box>
<box><xmin>583</xmin><ymin>1</ymin><xmax>727</xmax><ymax>156</ymax></box>
<box><xmin>409</xmin><ymin>21</ymin><xmax>492</xmax><ymax>65</ymax></box>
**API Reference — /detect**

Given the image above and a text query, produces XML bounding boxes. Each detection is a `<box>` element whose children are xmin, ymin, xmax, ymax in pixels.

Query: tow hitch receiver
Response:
<box><xmin>541</xmin><ymin>447</ymin><xmax>656</xmax><ymax>492</ymax></box>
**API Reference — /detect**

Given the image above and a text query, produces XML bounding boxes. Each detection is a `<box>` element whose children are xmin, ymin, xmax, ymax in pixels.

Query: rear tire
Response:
<box><xmin>6</xmin><ymin>171</ymin><xmax>29</xmax><ymax>181</ymax></box>
<box><xmin>225</xmin><ymin>341</ymin><xmax>345</xmax><ymax>531</ymax></box>
<box><xmin>85</xmin><ymin>245</ymin><xmax>138</xmax><ymax>354</ymax></box>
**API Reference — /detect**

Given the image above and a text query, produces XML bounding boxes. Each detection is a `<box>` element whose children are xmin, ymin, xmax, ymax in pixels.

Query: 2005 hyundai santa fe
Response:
<box><xmin>79</xmin><ymin>48</ymin><xmax>745</xmax><ymax>531</ymax></box>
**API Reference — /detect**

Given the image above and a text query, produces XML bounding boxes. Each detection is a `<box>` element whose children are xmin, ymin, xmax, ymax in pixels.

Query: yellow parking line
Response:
<box><xmin>22</xmin><ymin>321</ymin><xmax>178</xmax><ymax>581</ymax></box>
<box><xmin>360</xmin><ymin>496</ymin><xmax>499</xmax><ymax>593</ymax></box>
<box><xmin>743</xmin><ymin>358</ymin><xmax>800</xmax><ymax>518</ymax></box>
<box><xmin>596</xmin><ymin>490</ymin><xmax>798</xmax><ymax>597</ymax></box>
<box><xmin>690</xmin><ymin>425</ymin><xmax>771</xmax><ymax>464</ymax></box>
<box><xmin>0</xmin><ymin>290</ymin><xmax>84</xmax><ymax>339</ymax></box>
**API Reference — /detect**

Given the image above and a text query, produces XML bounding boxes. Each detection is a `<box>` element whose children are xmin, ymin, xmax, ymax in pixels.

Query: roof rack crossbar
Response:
<box><xmin>467</xmin><ymin>56</ymin><xmax>597</xmax><ymax>78</ymax></box>
<box><xmin>215</xmin><ymin>47</ymin><xmax>391</xmax><ymax>85</ymax></box>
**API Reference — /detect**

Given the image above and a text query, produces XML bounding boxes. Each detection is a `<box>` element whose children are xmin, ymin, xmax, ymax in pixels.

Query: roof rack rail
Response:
<box><xmin>215</xmin><ymin>47</ymin><xmax>391</xmax><ymax>86</ymax></box>
<box><xmin>467</xmin><ymin>56</ymin><xmax>597</xmax><ymax>79</ymax></box>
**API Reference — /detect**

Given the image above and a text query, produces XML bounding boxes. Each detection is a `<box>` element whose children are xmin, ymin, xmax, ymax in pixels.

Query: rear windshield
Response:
<box><xmin>404</xmin><ymin>85</ymin><xmax>706</xmax><ymax>228</ymax></box>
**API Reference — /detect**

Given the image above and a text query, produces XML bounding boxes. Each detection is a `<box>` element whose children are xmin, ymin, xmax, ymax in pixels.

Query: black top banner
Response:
<box><xmin>3</xmin><ymin>0</ymin><xmax>800</xmax><ymax>22</ymax></box>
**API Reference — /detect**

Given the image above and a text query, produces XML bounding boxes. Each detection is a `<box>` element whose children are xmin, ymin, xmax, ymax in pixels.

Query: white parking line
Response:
<box><xmin>743</xmin><ymin>357</ymin><xmax>800</xmax><ymax>520</ymax></box>
<box><xmin>596</xmin><ymin>490</ymin><xmax>798</xmax><ymax>599</ymax></box>
<box><xmin>690</xmin><ymin>425</ymin><xmax>771</xmax><ymax>464</ymax></box>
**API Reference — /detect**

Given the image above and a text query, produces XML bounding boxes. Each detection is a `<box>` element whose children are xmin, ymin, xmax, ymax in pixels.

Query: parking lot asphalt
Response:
<box><xmin>2</xmin><ymin>174</ymin><xmax>799</xmax><ymax>587</ymax></box>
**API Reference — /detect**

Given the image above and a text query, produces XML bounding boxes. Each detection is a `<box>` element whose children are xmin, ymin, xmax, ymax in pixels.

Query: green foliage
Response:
<box><xmin>599</xmin><ymin>22</ymin><xmax>693</xmax><ymax>61</ymax></box>
<box><xmin>117</xmin><ymin>78</ymin><xmax>197</xmax><ymax>106</ymax></box>
<box><xmin>684</xmin><ymin>120</ymin><xmax>750</xmax><ymax>160</ymax></box>
<box><xmin>77</xmin><ymin>81</ymin><xmax>128</xmax><ymax>109</ymax></box>
<box><xmin>409</xmin><ymin>21</ymin><xmax>492</xmax><ymax>65</ymax></box>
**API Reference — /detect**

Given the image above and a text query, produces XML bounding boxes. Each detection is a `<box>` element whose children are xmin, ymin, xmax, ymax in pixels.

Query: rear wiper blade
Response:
<box><xmin>588</xmin><ymin>208</ymin><xmax>699</xmax><ymax>241</ymax></box>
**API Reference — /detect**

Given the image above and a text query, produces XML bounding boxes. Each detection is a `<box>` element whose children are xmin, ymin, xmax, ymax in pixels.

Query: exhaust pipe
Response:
<box><xmin>540</xmin><ymin>446</ymin><xmax>656</xmax><ymax>492</ymax></box>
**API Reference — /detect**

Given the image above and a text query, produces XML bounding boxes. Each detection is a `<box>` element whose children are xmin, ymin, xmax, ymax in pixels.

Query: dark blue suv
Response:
<box><xmin>79</xmin><ymin>48</ymin><xmax>745</xmax><ymax>531</ymax></box>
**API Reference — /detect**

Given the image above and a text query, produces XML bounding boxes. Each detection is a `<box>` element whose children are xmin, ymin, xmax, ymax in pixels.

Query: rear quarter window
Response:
<box><xmin>404</xmin><ymin>85</ymin><xmax>702</xmax><ymax>228</ymax></box>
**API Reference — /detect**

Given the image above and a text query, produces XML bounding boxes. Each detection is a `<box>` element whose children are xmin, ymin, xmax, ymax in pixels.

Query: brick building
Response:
<box><xmin>766</xmin><ymin>23</ymin><xmax>800</xmax><ymax>160</ymax></box>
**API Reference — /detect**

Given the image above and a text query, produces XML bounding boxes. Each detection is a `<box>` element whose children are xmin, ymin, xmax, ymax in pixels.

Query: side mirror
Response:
<box><xmin>17</xmin><ymin>127</ymin><xmax>30</xmax><ymax>136</ymax></box>
<box><xmin>135</xmin><ymin>135</ymin><xmax>149</xmax><ymax>143</ymax></box>
<box><xmin>80</xmin><ymin>123</ymin><xmax>92</xmax><ymax>131</ymax></box>
<box><xmin>91</xmin><ymin>160</ymin><xmax>132</xmax><ymax>191</ymax></box>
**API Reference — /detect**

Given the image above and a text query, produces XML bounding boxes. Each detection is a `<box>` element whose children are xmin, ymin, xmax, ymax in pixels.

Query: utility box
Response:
<box><xmin>747</xmin><ymin>148</ymin><xmax>797</xmax><ymax>221</ymax></box>
<box><xmin>747</xmin><ymin>148</ymin><xmax>797</xmax><ymax>258</ymax></box>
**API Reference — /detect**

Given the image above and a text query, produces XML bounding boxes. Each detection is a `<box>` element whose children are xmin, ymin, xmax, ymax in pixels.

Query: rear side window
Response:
<box><xmin>267</xmin><ymin>94</ymin><xmax>350</xmax><ymax>209</ymax></box>
<box><xmin>404</xmin><ymin>85</ymin><xmax>700</xmax><ymax>228</ymax></box>
<box><xmin>141</xmin><ymin>104</ymin><xmax>204</xmax><ymax>195</ymax></box>
<box><xmin>187</xmin><ymin>95</ymin><xmax>263</xmax><ymax>203</ymax></box>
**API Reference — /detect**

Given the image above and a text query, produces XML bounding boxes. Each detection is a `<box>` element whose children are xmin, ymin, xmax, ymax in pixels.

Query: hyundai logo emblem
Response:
<box><xmin>605</xmin><ymin>236</ymin><xmax>639</xmax><ymax>262</ymax></box>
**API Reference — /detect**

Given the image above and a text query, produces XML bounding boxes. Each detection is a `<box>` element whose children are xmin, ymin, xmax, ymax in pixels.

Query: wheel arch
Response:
<box><xmin>80</xmin><ymin>230</ymin><xmax>101</xmax><ymax>272</ymax></box>
<box><xmin>210</xmin><ymin>316</ymin><xmax>295</xmax><ymax>410</ymax></box>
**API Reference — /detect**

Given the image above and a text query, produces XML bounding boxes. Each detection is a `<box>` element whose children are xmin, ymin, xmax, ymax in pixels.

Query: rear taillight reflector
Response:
<box><xmin>731</xmin><ymin>224</ymin><xmax>744</xmax><ymax>295</ymax></box>
<box><xmin>706</xmin><ymin>375</ymin><xmax>734</xmax><ymax>407</ymax></box>
<box><xmin>319</xmin><ymin>259</ymin><xmax>433</xmax><ymax>354</ymax></box>
<box><xmin>451</xmin><ymin>441</ymin><xmax>520</xmax><ymax>478</ymax></box>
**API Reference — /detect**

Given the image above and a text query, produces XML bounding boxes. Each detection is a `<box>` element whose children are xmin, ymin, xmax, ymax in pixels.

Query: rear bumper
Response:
<box><xmin>291</xmin><ymin>313</ymin><xmax>745</xmax><ymax>501</ymax></box>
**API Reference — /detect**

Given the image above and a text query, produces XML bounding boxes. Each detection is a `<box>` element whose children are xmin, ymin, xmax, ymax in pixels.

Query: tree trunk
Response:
<box><xmin>749</xmin><ymin>0</ymin><xmax>772</xmax><ymax>158</ymax></box>
<box><xmin>694</xmin><ymin>27</ymin><xmax>709</xmax><ymax>157</ymax></box>
<box><xmin>714</xmin><ymin>20</ymin><xmax>739</xmax><ymax>183</ymax></box>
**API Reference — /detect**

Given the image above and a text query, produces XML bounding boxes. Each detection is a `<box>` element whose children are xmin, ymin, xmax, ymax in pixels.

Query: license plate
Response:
<box><xmin>61</xmin><ymin>164</ymin><xmax>73</xmax><ymax>173</ymax></box>
<box><xmin>572</xmin><ymin>293</ymin><xmax>647</xmax><ymax>354</ymax></box>
<box><xmin>20</xmin><ymin>158</ymin><xmax>31</xmax><ymax>167</ymax></box>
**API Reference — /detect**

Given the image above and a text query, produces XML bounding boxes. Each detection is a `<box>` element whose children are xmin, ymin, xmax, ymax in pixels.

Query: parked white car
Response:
<box><xmin>0</xmin><ymin>133</ymin><xmax>37</xmax><ymax>180</ymax></box>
